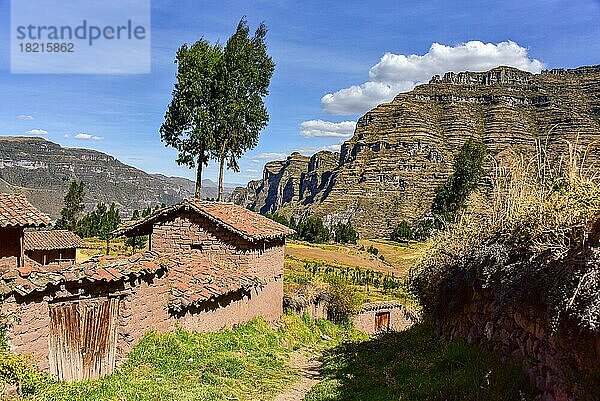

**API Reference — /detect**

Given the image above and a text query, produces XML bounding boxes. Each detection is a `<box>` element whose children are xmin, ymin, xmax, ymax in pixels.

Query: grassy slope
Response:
<box><xmin>22</xmin><ymin>315</ymin><xmax>365</xmax><ymax>401</ymax></box>
<box><xmin>305</xmin><ymin>323</ymin><xmax>535</xmax><ymax>401</ymax></box>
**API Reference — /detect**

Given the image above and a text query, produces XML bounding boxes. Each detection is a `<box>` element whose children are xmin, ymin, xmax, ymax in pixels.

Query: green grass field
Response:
<box><xmin>12</xmin><ymin>315</ymin><xmax>364</xmax><ymax>401</ymax></box>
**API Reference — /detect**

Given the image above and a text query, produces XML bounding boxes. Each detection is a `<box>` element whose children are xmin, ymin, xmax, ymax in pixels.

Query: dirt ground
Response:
<box><xmin>273</xmin><ymin>350</ymin><xmax>322</xmax><ymax>401</ymax></box>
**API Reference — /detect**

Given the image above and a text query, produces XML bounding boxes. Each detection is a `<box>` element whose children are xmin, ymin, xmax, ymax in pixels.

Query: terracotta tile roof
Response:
<box><xmin>0</xmin><ymin>252</ymin><xmax>166</xmax><ymax>298</ymax></box>
<box><xmin>0</xmin><ymin>251</ymin><xmax>262</xmax><ymax>309</ymax></box>
<box><xmin>0</xmin><ymin>193</ymin><xmax>51</xmax><ymax>228</ymax></box>
<box><xmin>166</xmin><ymin>252</ymin><xmax>263</xmax><ymax>312</ymax></box>
<box><xmin>114</xmin><ymin>199</ymin><xmax>294</xmax><ymax>241</ymax></box>
<box><xmin>24</xmin><ymin>230</ymin><xmax>86</xmax><ymax>251</ymax></box>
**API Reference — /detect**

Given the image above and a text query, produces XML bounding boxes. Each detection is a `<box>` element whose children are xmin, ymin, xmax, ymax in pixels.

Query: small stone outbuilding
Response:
<box><xmin>24</xmin><ymin>230</ymin><xmax>86</xmax><ymax>265</ymax></box>
<box><xmin>0</xmin><ymin>199</ymin><xmax>293</xmax><ymax>381</ymax></box>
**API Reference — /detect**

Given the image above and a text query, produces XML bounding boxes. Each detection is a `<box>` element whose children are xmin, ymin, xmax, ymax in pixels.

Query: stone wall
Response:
<box><xmin>431</xmin><ymin>290</ymin><xmax>600</xmax><ymax>401</ymax></box>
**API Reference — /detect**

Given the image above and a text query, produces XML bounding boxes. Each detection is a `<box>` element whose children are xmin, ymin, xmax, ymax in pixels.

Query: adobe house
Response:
<box><xmin>0</xmin><ymin>199</ymin><xmax>293</xmax><ymax>381</ymax></box>
<box><xmin>0</xmin><ymin>193</ymin><xmax>51</xmax><ymax>267</ymax></box>
<box><xmin>352</xmin><ymin>301</ymin><xmax>416</xmax><ymax>334</ymax></box>
<box><xmin>24</xmin><ymin>230</ymin><xmax>86</xmax><ymax>265</ymax></box>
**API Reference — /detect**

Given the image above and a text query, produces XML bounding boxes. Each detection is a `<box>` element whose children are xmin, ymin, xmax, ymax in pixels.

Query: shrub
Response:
<box><xmin>324</xmin><ymin>278</ymin><xmax>361</xmax><ymax>324</ymax></box>
<box><xmin>0</xmin><ymin>351</ymin><xmax>48</xmax><ymax>395</ymax></box>
<box><xmin>390</xmin><ymin>221</ymin><xmax>413</xmax><ymax>242</ymax></box>
<box><xmin>431</xmin><ymin>138</ymin><xmax>487</xmax><ymax>225</ymax></box>
<box><xmin>366</xmin><ymin>245</ymin><xmax>378</xmax><ymax>255</ymax></box>
<box><xmin>296</xmin><ymin>217</ymin><xmax>331</xmax><ymax>243</ymax></box>
<box><xmin>333</xmin><ymin>222</ymin><xmax>358</xmax><ymax>244</ymax></box>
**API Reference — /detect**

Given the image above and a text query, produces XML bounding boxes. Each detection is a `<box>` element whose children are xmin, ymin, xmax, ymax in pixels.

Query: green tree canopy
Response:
<box><xmin>431</xmin><ymin>138</ymin><xmax>487</xmax><ymax>224</ymax></box>
<box><xmin>390</xmin><ymin>221</ymin><xmax>413</xmax><ymax>242</ymax></box>
<box><xmin>160</xmin><ymin>38</ymin><xmax>221</xmax><ymax>198</ymax></box>
<box><xmin>296</xmin><ymin>217</ymin><xmax>330</xmax><ymax>244</ymax></box>
<box><xmin>333</xmin><ymin>222</ymin><xmax>358</xmax><ymax>244</ymax></box>
<box><xmin>213</xmin><ymin>19</ymin><xmax>275</xmax><ymax>200</ymax></box>
<box><xmin>161</xmin><ymin>18</ymin><xmax>274</xmax><ymax>201</ymax></box>
<box><xmin>54</xmin><ymin>180</ymin><xmax>86</xmax><ymax>231</ymax></box>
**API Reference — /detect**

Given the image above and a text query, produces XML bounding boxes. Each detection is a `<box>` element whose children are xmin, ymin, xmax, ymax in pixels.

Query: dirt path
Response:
<box><xmin>274</xmin><ymin>351</ymin><xmax>322</xmax><ymax>401</ymax></box>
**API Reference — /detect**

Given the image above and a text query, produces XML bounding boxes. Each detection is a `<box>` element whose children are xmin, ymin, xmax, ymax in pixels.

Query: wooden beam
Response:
<box><xmin>19</xmin><ymin>228</ymin><xmax>24</xmax><ymax>267</ymax></box>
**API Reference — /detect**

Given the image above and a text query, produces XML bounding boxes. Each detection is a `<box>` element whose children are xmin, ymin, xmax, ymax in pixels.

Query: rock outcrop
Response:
<box><xmin>232</xmin><ymin>65</ymin><xmax>600</xmax><ymax>237</ymax></box>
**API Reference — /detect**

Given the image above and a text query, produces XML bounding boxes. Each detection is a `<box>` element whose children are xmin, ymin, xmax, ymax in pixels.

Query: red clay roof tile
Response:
<box><xmin>24</xmin><ymin>230</ymin><xmax>85</xmax><ymax>251</ymax></box>
<box><xmin>0</xmin><ymin>193</ymin><xmax>50</xmax><ymax>228</ymax></box>
<box><xmin>114</xmin><ymin>199</ymin><xmax>294</xmax><ymax>241</ymax></box>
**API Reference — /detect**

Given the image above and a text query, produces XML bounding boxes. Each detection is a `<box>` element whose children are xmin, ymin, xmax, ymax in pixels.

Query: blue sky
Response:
<box><xmin>1</xmin><ymin>0</ymin><xmax>599</xmax><ymax>184</ymax></box>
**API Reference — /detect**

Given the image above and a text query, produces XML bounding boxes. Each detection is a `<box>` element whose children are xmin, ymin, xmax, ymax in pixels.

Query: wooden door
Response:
<box><xmin>48</xmin><ymin>297</ymin><xmax>120</xmax><ymax>381</ymax></box>
<box><xmin>375</xmin><ymin>311</ymin><xmax>390</xmax><ymax>332</ymax></box>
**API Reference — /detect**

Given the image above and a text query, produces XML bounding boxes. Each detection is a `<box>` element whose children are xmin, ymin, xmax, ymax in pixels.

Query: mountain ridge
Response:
<box><xmin>231</xmin><ymin>65</ymin><xmax>600</xmax><ymax>237</ymax></box>
<box><xmin>0</xmin><ymin>136</ymin><xmax>234</xmax><ymax>219</ymax></box>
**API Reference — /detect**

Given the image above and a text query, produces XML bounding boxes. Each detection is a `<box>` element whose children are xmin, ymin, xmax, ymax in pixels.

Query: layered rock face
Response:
<box><xmin>232</xmin><ymin>65</ymin><xmax>600</xmax><ymax>237</ymax></box>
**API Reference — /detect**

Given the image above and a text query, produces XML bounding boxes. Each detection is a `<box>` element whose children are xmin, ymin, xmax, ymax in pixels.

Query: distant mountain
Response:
<box><xmin>0</xmin><ymin>137</ymin><xmax>235</xmax><ymax>219</ymax></box>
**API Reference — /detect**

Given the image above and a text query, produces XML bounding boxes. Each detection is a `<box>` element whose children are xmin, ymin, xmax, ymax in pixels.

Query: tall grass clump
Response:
<box><xmin>410</xmin><ymin>137</ymin><xmax>600</xmax><ymax>331</ymax></box>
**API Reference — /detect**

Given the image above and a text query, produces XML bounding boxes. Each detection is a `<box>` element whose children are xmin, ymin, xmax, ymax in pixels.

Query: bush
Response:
<box><xmin>390</xmin><ymin>221</ymin><xmax>413</xmax><ymax>242</ymax></box>
<box><xmin>333</xmin><ymin>222</ymin><xmax>358</xmax><ymax>244</ymax></box>
<box><xmin>296</xmin><ymin>217</ymin><xmax>331</xmax><ymax>243</ymax></box>
<box><xmin>431</xmin><ymin>138</ymin><xmax>487</xmax><ymax>225</ymax></box>
<box><xmin>366</xmin><ymin>245</ymin><xmax>378</xmax><ymax>256</ymax></box>
<box><xmin>324</xmin><ymin>278</ymin><xmax>361</xmax><ymax>324</ymax></box>
<box><xmin>0</xmin><ymin>351</ymin><xmax>48</xmax><ymax>395</ymax></box>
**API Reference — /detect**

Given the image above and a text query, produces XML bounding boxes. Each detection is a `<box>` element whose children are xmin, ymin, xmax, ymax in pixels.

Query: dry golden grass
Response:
<box><xmin>420</xmin><ymin>137</ymin><xmax>600</xmax><ymax>269</ymax></box>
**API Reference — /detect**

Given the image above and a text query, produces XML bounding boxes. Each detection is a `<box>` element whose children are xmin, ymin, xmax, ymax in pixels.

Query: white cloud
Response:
<box><xmin>17</xmin><ymin>115</ymin><xmax>34</xmax><ymax>120</ymax></box>
<box><xmin>321</xmin><ymin>40</ymin><xmax>545</xmax><ymax>115</ymax></box>
<box><xmin>250</xmin><ymin>152</ymin><xmax>289</xmax><ymax>163</ymax></box>
<box><xmin>293</xmin><ymin>144</ymin><xmax>342</xmax><ymax>154</ymax></box>
<box><xmin>300</xmin><ymin>120</ymin><xmax>356</xmax><ymax>138</ymax></box>
<box><xmin>25</xmin><ymin>129</ymin><xmax>48</xmax><ymax>136</ymax></box>
<box><xmin>74</xmin><ymin>133</ymin><xmax>104</xmax><ymax>141</ymax></box>
<box><xmin>321</xmin><ymin>81</ymin><xmax>415</xmax><ymax>115</ymax></box>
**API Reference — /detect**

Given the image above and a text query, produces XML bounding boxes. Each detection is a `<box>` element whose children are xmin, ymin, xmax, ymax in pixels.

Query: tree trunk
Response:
<box><xmin>106</xmin><ymin>238</ymin><xmax>110</xmax><ymax>255</ymax></box>
<box><xmin>195</xmin><ymin>152</ymin><xmax>204</xmax><ymax>199</ymax></box>
<box><xmin>217</xmin><ymin>141</ymin><xmax>227</xmax><ymax>202</ymax></box>
<box><xmin>218</xmin><ymin>156</ymin><xmax>225</xmax><ymax>202</ymax></box>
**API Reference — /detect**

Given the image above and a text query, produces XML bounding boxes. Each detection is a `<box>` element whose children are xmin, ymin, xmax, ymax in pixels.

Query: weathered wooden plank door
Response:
<box><xmin>48</xmin><ymin>297</ymin><xmax>120</xmax><ymax>381</ymax></box>
<box><xmin>374</xmin><ymin>311</ymin><xmax>390</xmax><ymax>332</ymax></box>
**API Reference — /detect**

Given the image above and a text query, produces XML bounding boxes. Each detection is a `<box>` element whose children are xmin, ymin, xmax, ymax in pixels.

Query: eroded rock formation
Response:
<box><xmin>232</xmin><ymin>65</ymin><xmax>600</xmax><ymax>237</ymax></box>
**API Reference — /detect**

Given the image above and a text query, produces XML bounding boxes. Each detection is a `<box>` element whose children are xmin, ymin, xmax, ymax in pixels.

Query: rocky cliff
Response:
<box><xmin>232</xmin><ymin>65</ymin><xmax>600</xmax><ymax>237</ymax></box>
<box><xmin>0</xmin><ymin>137</ymin><xmax>233</xmax><ymax>219</ymax></box>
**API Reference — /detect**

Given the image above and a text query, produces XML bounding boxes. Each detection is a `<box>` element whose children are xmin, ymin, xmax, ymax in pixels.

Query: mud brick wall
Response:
<box><xmin>150</xmin><ymin>212</ymin><xmax>285</xmax><ymax>281</ymax></box>
<box><xmin>432</xmin><ymin>290</ymin><xmax>600</xmax><ymax>401</ymax></box>
<box><xmin>1</xmin><ymin>295</ymin><xmax>52</xmax><ymax>370</ymax></box>
<box><xmin>175</xmin><ymin>276</ymin><xmax>283</xmax><ymax>333</ymax></box>
<box><xmin>352</xmin><ymin>305</ymin><xmax>414</xmax><ymax>334</ymax></box>
<box><xmin>116</xmin><ymin>275</ymin><xmax>173</xmax><ymax>362</ymax></box>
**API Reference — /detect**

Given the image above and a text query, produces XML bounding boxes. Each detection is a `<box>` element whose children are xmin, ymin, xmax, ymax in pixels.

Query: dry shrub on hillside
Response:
<box><xmin>410</xmin><ymin>138</ymin><xmax>600</xmax><ymax>331</ymax></box>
